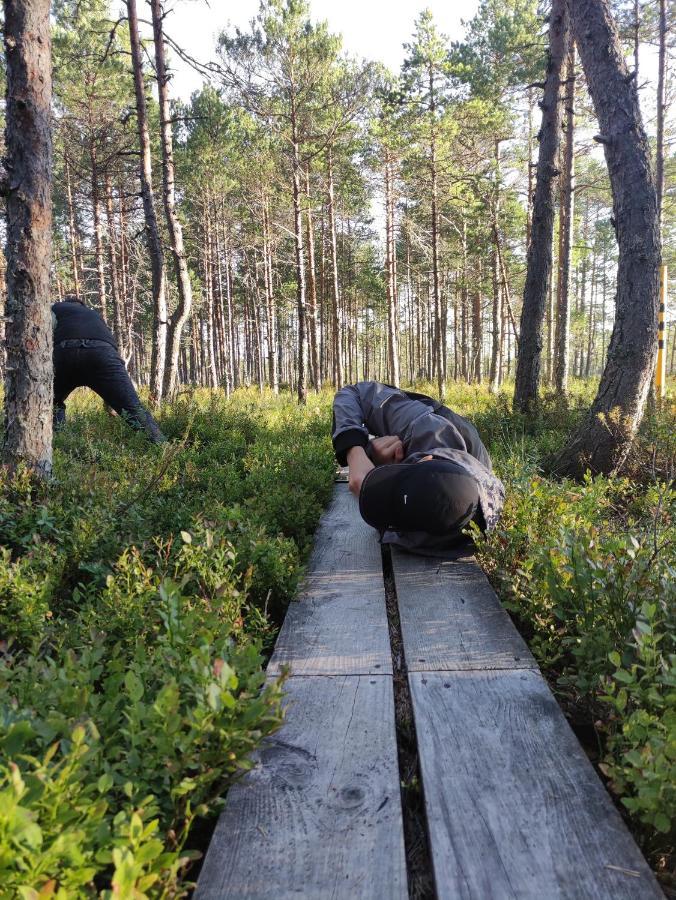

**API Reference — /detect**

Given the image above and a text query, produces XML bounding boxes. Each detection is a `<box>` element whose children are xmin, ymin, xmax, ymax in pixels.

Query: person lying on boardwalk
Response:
<box><xmin>53</xmin><ymin>296</ymin><xmax>166</xmax><ymax>444</ymax></box>
<box><xmin>332</xmin><ymin>381</ymin><xmax>505</xmax><ymax>556</ymax></box>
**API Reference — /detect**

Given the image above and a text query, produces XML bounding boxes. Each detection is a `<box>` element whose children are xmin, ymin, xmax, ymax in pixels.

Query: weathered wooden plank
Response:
<box><xmin>195</xmin><ymin>675</ymin><xmax>407</xmax><ymax>900</ymax></box>
<box><xmin>391</xmin><ymin>549</ymin><xmax>536</xmax><ymax>672</ymax></box>
<box><xmin>268</xmin><ymin>485</ymin><xmax>392</xmax><ymax>676</ymax></box>
<box><xmin>409</xmin><ymin>669</ymin><xmax>664</xmax><ymax>900</ymax></box>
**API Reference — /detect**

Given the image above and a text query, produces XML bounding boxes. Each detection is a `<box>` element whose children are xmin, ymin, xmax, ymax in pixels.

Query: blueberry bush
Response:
<box><xmin>0</xmin><ymin>388</ymin><xmax>335</xmax><ymax>896</ymax></box>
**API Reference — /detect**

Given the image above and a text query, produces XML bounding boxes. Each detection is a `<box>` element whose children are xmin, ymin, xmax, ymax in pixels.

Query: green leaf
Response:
<box><xmin>125</xmin><ymin>670</ymin><xmax>144</xmax><ymax>702</ymax></box>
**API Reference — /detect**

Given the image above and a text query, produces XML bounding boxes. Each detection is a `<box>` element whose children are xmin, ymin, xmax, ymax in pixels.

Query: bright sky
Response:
<box><xmin>156</xmin><ymin>0</ymin><xmax>481</xmax><ymax>100</ymax></box>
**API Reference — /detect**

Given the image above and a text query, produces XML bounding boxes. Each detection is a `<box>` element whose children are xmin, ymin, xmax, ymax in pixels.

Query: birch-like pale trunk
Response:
<box><xmin>127</xmin><ymin>0</ymin><xmax>167</xmax><ymax>403</ymax></box>
<box><xmin>150</xmin><ymin>0</ymin><xmax>193</xmax><ymax>399</ymax></box>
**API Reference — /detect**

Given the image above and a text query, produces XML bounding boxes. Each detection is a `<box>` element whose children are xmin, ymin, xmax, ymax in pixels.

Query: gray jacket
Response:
<box><xmin>332</xmin><ymin>381</ymin><xmax>505</xmax><ymax>555</ymax></box>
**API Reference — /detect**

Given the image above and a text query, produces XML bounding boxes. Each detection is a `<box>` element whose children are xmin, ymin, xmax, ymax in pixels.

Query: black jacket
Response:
<box><xmin>52</xmin><ymin>302</ymin><xmax>117</xmax><ymax>349</ymax></box>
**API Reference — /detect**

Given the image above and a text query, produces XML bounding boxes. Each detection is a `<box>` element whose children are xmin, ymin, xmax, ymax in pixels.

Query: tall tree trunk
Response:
<box><xmin>554</xmin><ymin>46</ymin><xmax>576</xmax><ymax>394</ymax></box>
<box><xmin>65</xmin><ymin>156</ymin><xmax>81</xmax><ymax>297</ymax></box>
<box><xmin>262</xmin><ymin>200</ymin><xmax>279</xmax><ymax>393</ymax></box>
<box><xmin>655</xmin><ymin>0</ymin><xmax>666</xmax><ymax>238</ymax></box>
<box><xmin>304</xmin><ymin>169</ymin><xmax>320</xmax><ymax>391</ymax></box>
<box><xmin>514</xmin><ymin>0</ymin><xmax>570</xmax><ymax>413</ymax></box>
<box><xmin>2</xmin><ymin>0</ymin><xmax>53</xmax><ymax>475</ymax></box>
<box><xmin>633</xmin><ymin>0</ymin><xmax>640</xmax><ymax>78</ymax></box>
<box><xmin>550</xmin><ymin>0</ymin><xmax>660</xmax><ymax>476</ymax></box>
<box><xmin>127</xmin><ymin>0</ymin><xmax>167</xmax><ymax>404</ymax></box>
<box><xmin>526</xmin><ymin>87</ymin><xmax>535</xmax><ymax>250</ymax></box>
<box><xmin>385</xmin><ymin>151</ymin><xmax>400</xmax><ymax>387</ymax></box>
<box><xmin>105</xmin><ymin>172</ymin><xmax>126</xmax><ymax>356</ymax></box>
<box><xmin>489</xmin><ymin>141</ymin><xmax>503</xmax><ymax>392</ymax></box>
<box><xmin>429</xmin><ymin>65</ymin><xmax>444</xmax><ymax>401</ymax></box>
<box><xmin>150</xmin><ymin>0</ymin><xmax>193</xmax><ymax>398</ymax></box>
<box><xmin>90</xmin><ymin>144</ymin><xmax>107</xmax><ymax>322</ymax></box>
<box><xmin>291</xmin><ymin>124</ymin><xmax>307</xmax><ymax>404</ymax></box>
<box><xmin>327</xmin><ymin>147</ymin><xmax>342</xmax><ymax>388</ymax></box>
<box><xmin>472</xmin><ymin>269</ymin><xmax>482</xmax><ymax>384</ymax></box>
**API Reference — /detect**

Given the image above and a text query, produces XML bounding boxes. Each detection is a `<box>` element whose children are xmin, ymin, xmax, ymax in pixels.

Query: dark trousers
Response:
<box><xmin>54</xmin><ymin>340</ymin><xmax>165</xmax><ymax>444</ymax></box>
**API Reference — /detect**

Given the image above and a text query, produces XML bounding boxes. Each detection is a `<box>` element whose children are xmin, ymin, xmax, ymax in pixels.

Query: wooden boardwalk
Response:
<box><xmin>196</xmin><ymin>484</ymin><xmax>663</xmax><ymax>900</ymax></box>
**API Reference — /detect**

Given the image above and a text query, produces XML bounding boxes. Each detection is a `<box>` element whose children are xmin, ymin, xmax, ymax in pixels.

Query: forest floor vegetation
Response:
<box><xmin>0</xmin><ymin>388</ymin><xmax>335</xmax><ymax>897</ymax></box>
<box><xmin>0</xmin><ymin>381</ymin><xmax>673</xmax><ymax>895</ymax></box>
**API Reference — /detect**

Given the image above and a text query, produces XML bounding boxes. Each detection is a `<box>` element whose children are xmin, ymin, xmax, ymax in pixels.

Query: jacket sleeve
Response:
<box><xmin>332</xmin><ymin>383</ymin><xmax>374</xmax><ymax>465</ymax></box>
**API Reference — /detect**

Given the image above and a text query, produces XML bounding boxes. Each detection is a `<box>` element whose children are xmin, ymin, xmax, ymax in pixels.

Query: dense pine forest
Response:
<box><xmin>0</xmin><ymin>0</ymin><xmax>674</xmax><ymax>896</ymax></box>
<box><xmin>1</xmin><ymin>0</ymin><xmax>671</xmax><ymax>404</ymax></box>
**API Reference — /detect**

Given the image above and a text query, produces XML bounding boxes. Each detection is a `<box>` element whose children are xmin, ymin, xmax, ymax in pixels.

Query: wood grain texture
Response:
<box><xmin>268</xmin><ymin>485</ymin><xmax>392</xmax><ymax>676</ymax></box>
<box><xmin>391</xmin><ymin>549</ymin><xmax>536</xmax><ymax>672</ymax></box>
<box><xmin>409</xmin><ymin>670</ymin><xmax>664</xmax><ymax>899</ymax></box>
<box><xmin>195</xmin><ymin>675</ymin><xmax>407</xmax><ymax>900</ymax></box>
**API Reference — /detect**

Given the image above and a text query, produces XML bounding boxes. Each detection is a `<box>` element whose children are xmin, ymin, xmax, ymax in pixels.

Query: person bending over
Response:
<box><xmin>52</xmin><ymin>296</ymin><xmax>165</xmax><ymax>444</ymax></box>
<box><xmin>332</xmin><ymin>381</ymin><xmax>504</xmax><ymax>556</ymax></box>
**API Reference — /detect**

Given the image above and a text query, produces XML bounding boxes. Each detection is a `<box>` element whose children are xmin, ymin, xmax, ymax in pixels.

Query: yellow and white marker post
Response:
<box><xmin>656</xmin><ymin>265</ymin><xmax>667</xmax><ymax>401</ymax></box>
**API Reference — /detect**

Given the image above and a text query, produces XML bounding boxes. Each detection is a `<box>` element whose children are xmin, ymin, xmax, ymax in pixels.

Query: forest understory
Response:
<box><xmin>0</xmin><ymin>381</ymin><xmax>673</xmax><ymax>896</ymax></box>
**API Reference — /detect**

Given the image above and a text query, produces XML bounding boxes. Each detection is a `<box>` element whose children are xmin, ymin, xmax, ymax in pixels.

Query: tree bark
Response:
<box><xmin>262</xmin><ymin>200</ymin><xmax>279</xmax><ymax>393</ymax></box>
<box><xmin>429</xmin><ymin>65</ymin><xmax>444</xmax><ymax>401</ymax></box>
<box><xmin>385</xmin><ymin>151</ymin><xmax>400</xmax><ymax>387</ymax></box>
<box><xmin>291</xmin><ymin>133</ymin><xmax>308</xmax><ymax>404</ymax></box>
<box><xmin>327</xmin><ymin>147</ymin><xmax>342</xmax><ymax>389</ymax></box>
<box><xmin>304</xmin><ymin>169</ymin><xmax>320</xmax><ymax>391</ymax></box>
<box><xmin>489</xmin><ymin>141</ymin><xmax>504</xmax><ymax>393</ymax></box>
<box><xmin>513</xmin><ymin>0</ymin><xmax>570</xmax><ymax>412</ymax></box>
<box><xmin>150</xmin><ymin>0</ymin><xmax>193</xmax><ymax>399</ymax></box>
<box><xmin>554</xmin><ymin>46</ymin><xmax>576</xmax><ymax>394</ymax></box>
<box><xmin>127</xmin><ymin>0</ymin><xmax>167</xmax><ymax>405</ymax></box>
<box><xmin>90</xmin><ymin>143</ymin><xmax>108</xmax><ymax>322</ymax></box>
<box><xmin>105</xmin><ymin>172</ymin><xmax>126</xmax><ymax>356</ymax></box>
<box><xmin>65</xmin><ymin>156</ymin><xmax>81</xmax><ymax>297</ymax></box>
<box><xmin>655</xmin><ymin>0</ymin><xmax>666</xmax><ymax>238</ymax></box>
<box><xmin>549</xmin><ymin>0</ymin><xmax>660</xmax><ymax>476</ymax></box>
<box><xmin>2</xmin><ymin>0</ymin><xmax>53</xmax><ymax>476</ymax></box>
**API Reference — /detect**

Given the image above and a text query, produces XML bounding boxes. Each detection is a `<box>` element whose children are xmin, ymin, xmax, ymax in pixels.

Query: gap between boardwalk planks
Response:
<box><xmin>196</xmin><ymin>485</ymin><xmax>407</xmax><ymax>899</ymax></box>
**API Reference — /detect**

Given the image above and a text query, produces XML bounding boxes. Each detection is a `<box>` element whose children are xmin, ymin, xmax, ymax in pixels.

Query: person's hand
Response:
<box><xmin>370</xmin><ymin>435</ymin><xmax>405</xmax><ymax>465</ymax></box>
<box><xmin>346</xmin><ymin>446</ymin><xmax>375</xmax><ymax>497</ymax></box>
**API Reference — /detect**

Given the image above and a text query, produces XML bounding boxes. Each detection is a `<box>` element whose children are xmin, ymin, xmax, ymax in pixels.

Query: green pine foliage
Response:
<box><xmin>0</xmin><ymin>389</ymin><xmax>335</xmax><ymax>896</ymax></box>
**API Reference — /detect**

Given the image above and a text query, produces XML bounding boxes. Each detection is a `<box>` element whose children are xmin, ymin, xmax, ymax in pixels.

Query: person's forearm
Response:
<box><xmin>346</xmin><ymin>445</ymin><xmax>374</xmax><ymax>496</ymax></box>
<box><xmin>332</xmin><ymin>383</ymin><xmax>371</xmax><ymax>465</ymax></box>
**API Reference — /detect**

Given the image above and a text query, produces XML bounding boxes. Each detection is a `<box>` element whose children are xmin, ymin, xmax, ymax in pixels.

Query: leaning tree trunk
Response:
<box><xmin>513</xmin><ymin>0</ymin><xmax>570</xmax><ymax>413</ymax></box>
<box><xmin>549</xmin><ymin>0</ymin><xmax>660</xmax><ymax>476</ymax></box>
<box><xmin>150</xmin><ymin>0</ymin><xmax>193</xmax><ymax>399</ymax></box>
<box><xmin>127</xmin><ymin>0</ymin><xmax>167</xmax><ymax>405</ymax></box>
<box><xmin>2</xmin><ymin>0</ymin><xmax>53</xmax><ymax>476</ymax></box>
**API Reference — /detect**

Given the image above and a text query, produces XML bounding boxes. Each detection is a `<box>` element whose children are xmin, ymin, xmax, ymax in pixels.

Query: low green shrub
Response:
<box><xmin>473</xmin><ymin>387</ymin><xmax>675</xmax><ymax>862</ymax></box>
<box><xmin>0</xmin><ymin>388</ymin><xmax>335</xmax><ymax>895</ymax></box>
<box><xmin>601</xmin><ymin>598</ymin><xmax>676</xmax><ymax>838</ymax></box>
